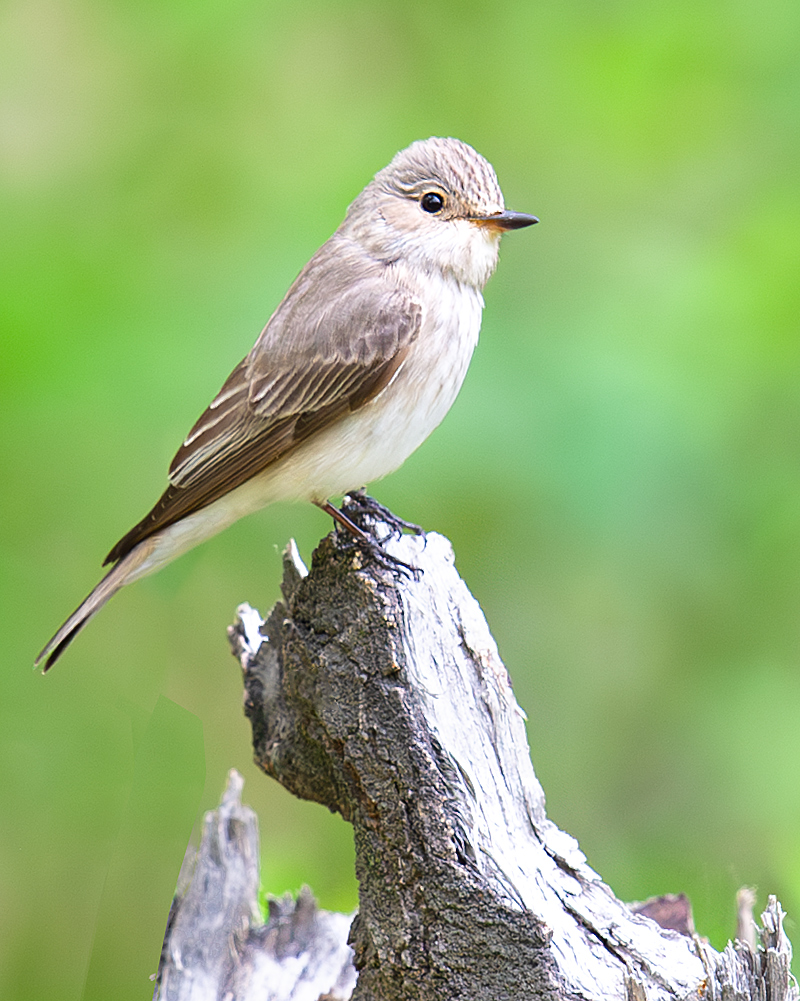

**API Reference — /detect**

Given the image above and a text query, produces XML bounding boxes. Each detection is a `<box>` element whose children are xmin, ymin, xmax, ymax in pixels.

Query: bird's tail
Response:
<box><xmin>35</xmin><ymin>541</ymin><xmax>155</xmax><ymax>673</ymax></box>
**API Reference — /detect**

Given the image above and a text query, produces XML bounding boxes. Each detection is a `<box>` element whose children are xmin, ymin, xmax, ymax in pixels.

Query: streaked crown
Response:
<box><xmin>375</xmin><ymin>137</ymin><xmax>505</xmax><ymax>219</ymax></box>
<box><xmin>341</xmin><ymin>137</ymin><xmax>519</xmax><ymax>288</ymax></box>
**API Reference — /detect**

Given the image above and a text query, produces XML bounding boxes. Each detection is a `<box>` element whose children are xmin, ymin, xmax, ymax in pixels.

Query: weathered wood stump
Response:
<box><xmin>154</xmin><ymin>509</ymin><xmax>796</xmax><ymax>1001</ymax></box>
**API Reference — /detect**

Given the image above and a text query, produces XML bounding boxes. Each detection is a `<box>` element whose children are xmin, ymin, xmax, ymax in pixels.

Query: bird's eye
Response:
<box><xmin>420</xmin><ymin>191</ymin><xmax>445</xmax><ymax>214</ymax></box>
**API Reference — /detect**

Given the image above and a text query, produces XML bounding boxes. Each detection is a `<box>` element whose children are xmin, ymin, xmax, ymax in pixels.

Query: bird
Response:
<box><xmin>36</xmin><ymin>137</ymin><xmax>537</xmax><ymax>671</ymax></box>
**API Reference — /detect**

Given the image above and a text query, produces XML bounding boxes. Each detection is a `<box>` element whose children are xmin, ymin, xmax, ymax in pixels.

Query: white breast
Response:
<box><xmin>297</xmin><ymin>271</ymin><xmax>484</xmax><ymax>498</ymax></box>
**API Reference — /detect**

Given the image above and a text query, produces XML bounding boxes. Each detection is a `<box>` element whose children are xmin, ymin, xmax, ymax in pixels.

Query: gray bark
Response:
<box><xmin>154</xmin><ymin>514</ymin><xmax>797</xmax><ymax>1001</ymax></box>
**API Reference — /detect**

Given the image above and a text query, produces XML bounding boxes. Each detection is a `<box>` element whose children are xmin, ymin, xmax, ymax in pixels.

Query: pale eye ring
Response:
<box><xmin>420</xmin><ymin>191</ymin><xmax>445</xmax><ymax>214</ymax></box>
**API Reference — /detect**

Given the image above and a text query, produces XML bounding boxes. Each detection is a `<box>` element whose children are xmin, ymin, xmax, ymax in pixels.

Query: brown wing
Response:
<box><xmin>104</xmin><ymin>248</ymin><xmax>422</xmax><ymax>565</ymax></box>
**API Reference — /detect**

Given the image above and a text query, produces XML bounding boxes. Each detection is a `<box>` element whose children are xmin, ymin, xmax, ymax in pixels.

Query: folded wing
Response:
<box><xmin>104</xmin><ymin>251</ymin><xmax>422</xmax><ymax>565</ymax></box>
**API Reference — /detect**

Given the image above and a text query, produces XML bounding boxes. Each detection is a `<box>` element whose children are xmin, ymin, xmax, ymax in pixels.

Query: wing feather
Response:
<box><xmin>104</xmin><ymin>240</ymin><xmax>422</xmax><ymax>565</ymax></box>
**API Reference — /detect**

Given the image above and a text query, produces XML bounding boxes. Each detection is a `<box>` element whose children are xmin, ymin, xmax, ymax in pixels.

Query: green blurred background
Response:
<box><xmin>2</xmin><ymin>0</ymin><xmax>799</xmax><ymax>996</ymax></box>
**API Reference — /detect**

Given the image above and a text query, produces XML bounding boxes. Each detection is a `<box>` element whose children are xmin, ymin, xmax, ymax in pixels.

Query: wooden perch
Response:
<box><xmin>154</xmin><ymin>507</ymin><xmax>797</xmax><ymax>1001</ymax></box>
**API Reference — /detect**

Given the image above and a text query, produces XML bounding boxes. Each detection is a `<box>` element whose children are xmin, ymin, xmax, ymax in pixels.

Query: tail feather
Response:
<box><xmin>35</xmin><ymin>544</ymin><xmax>153</xmax><ymax>673</ymax></box>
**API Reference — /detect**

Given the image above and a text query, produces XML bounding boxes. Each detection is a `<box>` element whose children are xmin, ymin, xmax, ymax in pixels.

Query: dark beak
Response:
<box><xmin>472</xmin><ymin>210</ymin><xmax>539</xmax><ymax>231</ymax></box>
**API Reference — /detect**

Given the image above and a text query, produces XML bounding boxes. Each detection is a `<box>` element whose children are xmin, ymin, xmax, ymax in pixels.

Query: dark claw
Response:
<box><xmin>335</xmin><ymin>526</ymin><xmax>421</xmax><ymax>581</ymax></box>
<box><xmin>314</xmin><ymin>491</ymin><xmax>421</xmax><ymax>580</ymax></box>
<box><xmin>342</xmin><ymin>489</ymin><xmax>425</xmax><ymax>544</ymax></box>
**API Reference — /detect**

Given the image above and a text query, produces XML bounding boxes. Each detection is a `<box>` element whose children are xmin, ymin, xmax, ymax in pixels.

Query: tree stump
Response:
<box><xmin>154</xmin><ymin>508</ymin><xmax>797</xmax><ymax>1001</ymax></box>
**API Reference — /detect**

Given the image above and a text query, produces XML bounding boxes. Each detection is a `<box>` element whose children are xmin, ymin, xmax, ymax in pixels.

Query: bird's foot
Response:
<box><xmin>315</xmin><ymin>495</ymin><xmax>422</xmax><ymax>580</ymax></box>
<box><xmin>342</xmin><ymin>489</ymin><xmax>425</xmax><ymax>544</ymax></box>
<box><xmin>340</xmin><ymin>530</ymin><xmax>419</xmax><ymax>579</ymax></box>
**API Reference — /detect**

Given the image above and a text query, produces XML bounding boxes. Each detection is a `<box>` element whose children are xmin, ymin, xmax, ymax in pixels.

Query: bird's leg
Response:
<box><xmin>314</xmin><ymin>499</ymin><xmax>419</xmax><ymax>578</ymax></box>
<box><xmin>315</xmin><ymin>499</ymin><xmax>372</xmax><ymax>542</ymax></box>
<box><xmin>342</xmin><ymin>488</ymin><xmax>425</xmax><ymax>543</ymax></box>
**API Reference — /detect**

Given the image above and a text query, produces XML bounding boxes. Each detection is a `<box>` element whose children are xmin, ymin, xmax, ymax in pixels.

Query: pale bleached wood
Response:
<box><xmin>153</xmin><ymin>769</ymin><xmax>356</xmax><ymax>1001</ymax></box>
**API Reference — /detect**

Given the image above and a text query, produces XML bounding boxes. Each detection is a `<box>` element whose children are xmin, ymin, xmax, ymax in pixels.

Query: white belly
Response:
<box><xmin>268</xmin><ymin>273</ymin><xmax>484</xmax><ymax>499</ymax></box>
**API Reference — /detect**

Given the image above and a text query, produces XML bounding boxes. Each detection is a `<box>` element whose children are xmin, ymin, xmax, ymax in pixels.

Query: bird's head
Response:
<box><xmin>342</xmin><ymin>137</ymin><xmax>537</xmax><ymax>289</ymax></box>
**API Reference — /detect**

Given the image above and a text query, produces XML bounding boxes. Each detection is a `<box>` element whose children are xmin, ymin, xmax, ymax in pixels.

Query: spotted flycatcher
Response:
<box><xmin>36</xmin><ymin>137</ymin><xmax>537</xmax><ymax>670</ymax></box>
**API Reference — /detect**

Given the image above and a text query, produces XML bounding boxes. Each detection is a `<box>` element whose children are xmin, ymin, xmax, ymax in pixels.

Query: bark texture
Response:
<box><xmin>155</xmin><ymin>512</ymin><xmax>797</xmax><ymax>1001</ymax></box>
